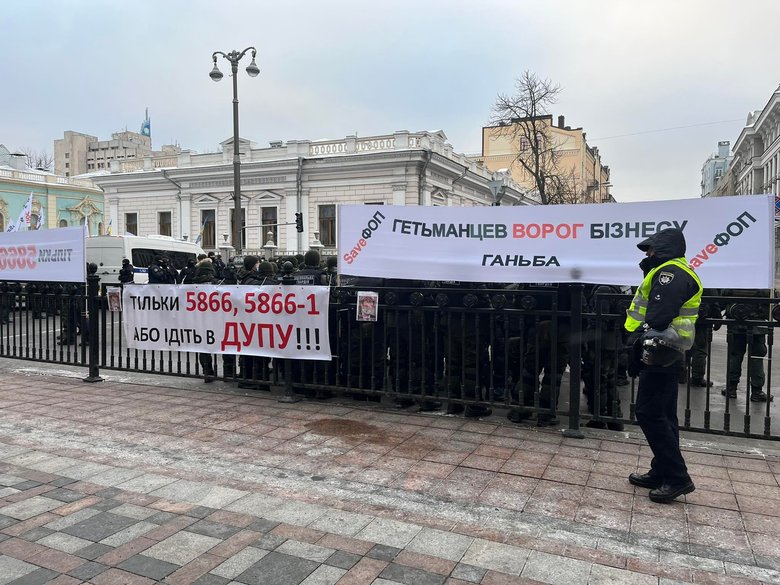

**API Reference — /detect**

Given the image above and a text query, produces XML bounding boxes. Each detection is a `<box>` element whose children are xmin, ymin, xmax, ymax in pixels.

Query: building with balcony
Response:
<box><xmin>87</xmin><ymin>130</ymin><xmax>530</xmax><ymax>256</ymax></box>
<box><xmin>712</xmin><ymin>84</ymin><xmax>780</xmax><ymax>283</ymax></box>
<box><xmin>473</xmin><ymin>115</ymin><xmax>612</xmax><ymax>203</ymax></box>
<box><xmin>732</xmin><ymin>84</ymin><xmax>780</xmax><ymax>197</ymax></box>
<box><xmin>701</xmin><ymin>141</ymin><xmax>732</xmax><ymax>197</ymax></box>
<box><xmin>0</xmin><ymin>144</ymin><xmax>104</xmax><ymax>233</ymax></box>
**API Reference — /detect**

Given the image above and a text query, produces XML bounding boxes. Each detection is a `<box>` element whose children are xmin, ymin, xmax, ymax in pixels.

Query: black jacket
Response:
<box><xmin>148</xmin><ymin>262</ymin><xmax>176</xmax><ymax>284</ymax></box>
<box><xmin>237</xmin><ymin>267</ymin><xmax>274</xmax><ymax>286</ymax></box>
<box><xmin>193</xmin><ymin>259</ymin><xmax>216</xmax><ymax>284</ymax></box>
<box><xmin>118</xmin><ymin>263</ymin><xmax>135</xmax><ymax>284</ymax></box>
<box><xmin>292</xmin><ymin>266</ymin><xmax>325</xmax><ymax>285</ymax></box>
<box><xmin>636</xmin><ymin>228</ymin><xmax>700</xmax><ymax>331</ymax></box>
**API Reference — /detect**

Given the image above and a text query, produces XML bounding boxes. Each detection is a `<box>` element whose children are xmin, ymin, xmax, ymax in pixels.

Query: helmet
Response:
<box><xmin>640</xmin><ymin>329</ymin><xmax>683</xmax><ymax>367</ymax></box>
<box><xmin>304</xmin><ymin>249</ymin><xmax>320</xmax><ymax>267</ymax></box>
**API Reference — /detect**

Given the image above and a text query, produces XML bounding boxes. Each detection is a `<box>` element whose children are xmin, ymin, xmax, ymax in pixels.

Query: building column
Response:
<box><xmin>180</xmin><ymin>194</ymin><xmax>192</xmax><ymax>241</ymax></box>
<box><xmin>775</xmin><ymin>153</ymin><xmax>779</xmax><ymax>194</ymax></box>
<box><xmin>47</xmin><ymin>193</ymin><xmax>57</xmax><ymax>229</ymax></box>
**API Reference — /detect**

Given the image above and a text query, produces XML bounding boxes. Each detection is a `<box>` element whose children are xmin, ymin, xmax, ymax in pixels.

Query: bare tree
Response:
<box><xmin>19</xmin><ymin>148</ymin><xmax>54</xmax><ymax>172</ymax></box>
<box><xmin>490</xmin><ymin>71</ymin><xmax>575</xmax><ymax>205</ymax></box>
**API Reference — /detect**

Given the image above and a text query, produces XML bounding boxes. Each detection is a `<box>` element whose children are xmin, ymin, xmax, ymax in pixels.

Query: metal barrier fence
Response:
<box><xmin>1</xmin><ymin>277</ymin><xmax>777</xmax><ymax>440</ymax></box>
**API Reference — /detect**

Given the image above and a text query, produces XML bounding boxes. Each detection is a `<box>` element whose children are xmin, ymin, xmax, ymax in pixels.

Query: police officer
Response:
<box><xmin>148</xmin><ymin>256</ymin><xmax>175</xmax><ymax>284</ymax></box>
<box><xmin>324</xmin><ymin>256</ymin><xmax>338</xmax><ymax>286</ymax></box>
<box><xmin>384</xmin><ymin>277</ymin><xmax>440</xmax><ymax>411</ymax></box>
<box><xmin>0</xmin><ymin>282</ymin><xmax>10</xmax><ymax>324</ymax></box>
<box><xmin>178</xmin><ymin>259</ymin><xmax>197</xmax><ymax>284</ymax></box>
<box><xmin>434</xmin><ymin>280</ymin><xmax>492</xmax><ymax>419</ymax></box>
<box><xmin>236</xmin><ymin>255</ymin><xmax>268</xmax><ymax>389</ymax></box>
<box><xmin>292</xmin><ymin>250</ymin><xmax>326</xmax><ymax>285</ymax></box>
<box><xmin>27</xmin><ymin>282</ymin><xmax>44</xmax><ymax>319</ymax></box>
<box><xmin>722</xmin><ymin>288</ymin><xmax>773</xmax><ymax>402</ymax></box>
<box><xmin>684</xmin><ymin>289</ymin><xmax>722</xmax><ymax>387</ymax></box>
<box><xmin>118</xmin><ymin>259</ymin><xmax>135</xmax><ymax>284</ymax></box>
<box><xmin>508</xmin><ymin>283</ymin><xmax>572</xmax><ymax>426</ymax></box>
<box><xmin>221</xmin><ymin>257</ymin><xmax>239</xmax><ymax>285</ymax></box>
<box><xmin>213</xmin><ymin>254</ymin><xmax>226</xmax><ymax>280</ymax></box>
<box><xmin>192</xmin><ymin>254</ymin><xmax>217</xmax><ymax>382</ymax></box>
<box><xmin>625</xmin><ymin>227</ymin><xmax>701</xmax><ymax>503</ymax></box>
<box><xmin>582</xmin><ymin>283</ymin><xmax>624</xmax><ymax>430</ymax></box>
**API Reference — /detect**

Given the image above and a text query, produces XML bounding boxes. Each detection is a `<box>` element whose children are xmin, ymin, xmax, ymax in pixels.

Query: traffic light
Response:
<box><xmin>295</xmin><ymin>212</ymin><xmax>304</xmax><ymax>233</ymax></box>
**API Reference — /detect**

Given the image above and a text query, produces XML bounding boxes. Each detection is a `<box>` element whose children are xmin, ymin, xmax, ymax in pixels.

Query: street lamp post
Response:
<box><xmin>209</xmin><ymin>47</ymin><xmax>259</xmax><ymax>257</ymax></box>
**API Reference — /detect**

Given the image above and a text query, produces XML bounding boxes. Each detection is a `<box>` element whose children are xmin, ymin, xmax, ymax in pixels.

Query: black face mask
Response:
<box><xmin>639</xmin><ymin>256</ymin><xmax>662</xmax><ymax>276</ymax></box>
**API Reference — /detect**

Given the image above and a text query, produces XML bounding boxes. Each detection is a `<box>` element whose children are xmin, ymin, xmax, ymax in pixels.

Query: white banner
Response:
<box><xmin>122</xmin><ymin>284</ymin><xmax>332</xmax><ymax>360</ymax></box>
<box><xmin>338</xmin><ymin>195</ymin><xmax>775</xmax><ymax>288</ymax></box>
<box><xmin>0</xmin><ymin>227</ymin><xmax>86</xmax><ymax>282</ymax></box>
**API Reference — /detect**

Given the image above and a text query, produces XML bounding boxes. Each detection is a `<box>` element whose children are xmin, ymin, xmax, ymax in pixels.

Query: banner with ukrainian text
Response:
<box><xmin>122</xmin><ymin>284</ymin><xmax>332</xmax><ymax>360</ymax></box>
<box><xmin>0</xmin><ymin>227</ymin><xmax>86</xmax><ymax>282</ymax></box>
<box><xmin>337</xmin><ymin>195</ymin><xmax>775</xmax><ymax>288</ymax></box>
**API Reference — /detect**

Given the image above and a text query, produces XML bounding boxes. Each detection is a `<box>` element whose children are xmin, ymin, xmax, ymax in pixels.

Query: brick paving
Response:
<box><xmin>0</xmin><ymin>370</ymin><xmax>778</xmax><ymax>584</ymax></box>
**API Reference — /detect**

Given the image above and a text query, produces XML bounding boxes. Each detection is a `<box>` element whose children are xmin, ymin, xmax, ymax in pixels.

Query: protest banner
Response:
<box><xmin>0</xmin><ymin>227</ymin><xmax>86</xmax><ymax>282</ymax></box>
<box><xmin>122</xmin><ymin>284</ymin><xmax>331</xmax><ymax>360</ymax></box>
<box><xmin>337</xmin><ymin>195</ymin><xmax>775</xmax><ymax>288</ymax></box>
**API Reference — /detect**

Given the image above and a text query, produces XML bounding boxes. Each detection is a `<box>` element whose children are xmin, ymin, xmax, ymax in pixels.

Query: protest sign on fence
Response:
<box><xmin>122</xmin><ymin>284</ymin><xmax>332</xmax><ymax>360</ymax></box>
<box><xmin>337</xmin><ymin>194</ymin><xmax>775</xmax><ymax>288</ymax></box>
<box><xmin>0</xmin><ymin>227</ymin><xmax>86</xmax><ymax>282</ymax></box>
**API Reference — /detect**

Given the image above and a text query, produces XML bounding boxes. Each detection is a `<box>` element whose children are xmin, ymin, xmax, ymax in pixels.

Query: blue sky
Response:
<box><xmin>1</xmin><ymin>0</ymin><xmax>778</xmax><ymax>201</ymax></box>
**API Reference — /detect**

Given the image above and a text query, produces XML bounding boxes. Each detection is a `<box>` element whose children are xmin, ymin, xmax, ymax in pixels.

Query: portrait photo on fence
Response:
<box><xmin>356</xmin><ymin>291</ymin><xmax>379</xmax><ymax>322</ymax></box>
<box><xmin>107</xmin><ymin>287</ymin><xmax>122</xmax><ymax>312</ymax></box>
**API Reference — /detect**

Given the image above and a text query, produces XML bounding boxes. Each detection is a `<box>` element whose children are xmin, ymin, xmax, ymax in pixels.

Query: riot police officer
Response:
<box><xmin>508</xmin><ymin>283</ymin><xmax>572</xmax><ymax>426</ymax></box>
<box><xmin>723</xmin><ymin>288</ymin><xmax>773</xmax><ymax>402</ymax></box>
<box><xmin>235</xmin><ymin>256</ymin><xmax>269</xmax><ymax>389</ymax></box>
<box><xmin>148</xmin><ymin>256</ymin><xmax>175</xmax><ymax>284</ymax></box>
<box><xmin>178</xmin><ymin>259</ymin><xmax>196</xmax><ymax>284</ymax></box>
<box><xmin>193</xmin><ymin>255</ymin><xmax>217</xmax><ymax>382</ymax></box>
<box><xmin>434</xmin><ymin>280</ymin><xmax>492</xmax><ymax>418</ymax></box>
<box><xmin>684</xmin><ymin>290</ymin><xmax>722</xmax><ymax>387</ymax></box>
<box><xmin>582</xmin><ymin>284</ymin><xmax>624</xmax><ymax>430</ymax></box>
<box><xmin>118</xmin><ymin>259</ymin><xmax>135</xmax><ymax>284</ymax></box>
<box><xmin>292</xmin><ymin>250</ymin><xmax>326</xmax><ymax>285</ymax></box>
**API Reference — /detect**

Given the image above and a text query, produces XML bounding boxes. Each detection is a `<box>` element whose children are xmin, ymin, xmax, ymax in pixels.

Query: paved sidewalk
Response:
<box><xmin>0</xmin><ymin>369</ymin><xmax>778</xmax><ymax>584</ymax></box>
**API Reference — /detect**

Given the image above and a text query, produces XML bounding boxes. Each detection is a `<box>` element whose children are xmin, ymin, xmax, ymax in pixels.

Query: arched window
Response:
<box><xmin>30</xmin><ymin>214</ymin><xmax>39</xmax><ymax>230</ymax></box>
<box><xmin>0</xmin><ymin>215</ymin><xmax>4</xmax><ymax>232</ymax></box>
<box><xmin>98</xmin><ymin>222</ymin><xmax>103</xmax><ymax>235</ymax></box>
<box><xmin>59</xmin><ymin>219</ymin><xmax>68</xmax><ymax>228</ymax></box>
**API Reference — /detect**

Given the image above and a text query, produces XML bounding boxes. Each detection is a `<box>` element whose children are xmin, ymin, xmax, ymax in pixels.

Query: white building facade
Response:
<box><xmin>89</xmin><ymin>130</ymin><xmax>530</xmax><ymax>257</ymax></box>
<box><xmin>732</xmin><ymin>84</ymin><xmax>780</xmax><ymax>196</ymax></box>
<box><xmin>700</xmin><ymin>141</ymin><xmax>732</xmax><ymax>197</ymax></box>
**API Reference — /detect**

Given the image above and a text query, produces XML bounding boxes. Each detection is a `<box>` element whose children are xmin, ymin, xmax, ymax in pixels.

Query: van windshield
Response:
<box><xmin>132</xmin><ymin>248</ymin><xmax>196</xmax><ymax>270</ymax></box>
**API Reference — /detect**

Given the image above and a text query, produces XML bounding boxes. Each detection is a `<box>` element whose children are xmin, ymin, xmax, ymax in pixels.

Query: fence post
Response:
<box><xmin>564</xmin><ymin>283</ymin><xmax>584</xmax><ymax>438</ymax></box>
<box><xmin>82</xmin><ymin>264</ymin><xmax>103</xmax><ymax>383</ymax></box>
<box><xmin>277</xmin><ymin>262</ymin><xmax>300</xmax><ymax>403</ymax></box>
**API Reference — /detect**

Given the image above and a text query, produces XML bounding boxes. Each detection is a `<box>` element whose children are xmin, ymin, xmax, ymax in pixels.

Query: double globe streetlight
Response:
<box><xmin>209</xmin><ymin>47</ymin><xmax>259</xmax><ymax>257</ymax></box>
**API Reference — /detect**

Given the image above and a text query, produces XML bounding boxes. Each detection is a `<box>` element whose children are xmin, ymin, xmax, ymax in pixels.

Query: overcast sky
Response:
<box><xmin>2</xmin><ymin>0</ymin><xmax>778</xmax><ymax>202</ymax></box>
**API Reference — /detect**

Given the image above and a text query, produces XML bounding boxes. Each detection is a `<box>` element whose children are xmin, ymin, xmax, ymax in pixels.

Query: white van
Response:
<box><xmin>86</xmin><ymin>235</ymin><xmax>205</xmax><ymax>284</ymax></box>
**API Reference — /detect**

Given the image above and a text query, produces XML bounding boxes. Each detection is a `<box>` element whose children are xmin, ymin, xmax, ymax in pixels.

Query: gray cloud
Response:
<box><xmin>1</xmin><ymin>0</ymin><xmax>777</xmax><ymax>201</ymax></box>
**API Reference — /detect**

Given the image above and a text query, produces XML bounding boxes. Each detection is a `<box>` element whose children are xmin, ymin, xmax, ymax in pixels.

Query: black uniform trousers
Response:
<box><xmin>635</xmin><ymin>365</ymin><xmax>690</xmax><ymax>485</ymax></box>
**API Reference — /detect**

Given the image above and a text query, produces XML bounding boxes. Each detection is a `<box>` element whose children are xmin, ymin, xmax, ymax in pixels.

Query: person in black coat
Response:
<box><xmin>626</xmin><ymin>227</ymin><xmax>701</xmax><ymax>504</ymax></box>
<box><xmin>193</xmin><ymin>255</ymin><xmax>217</xmax><ymax>382</ymax></box>
<box><xmin>235</xmin><ymin>256</ymin><xmax>269</xmax><ymax>388</ymax></box>
<box><xmin>118</xmin><ymin>259</ymin><xmax>135</xmax><ymax>284</ymax></box>
<box><xmin>178</xmin><ymin>259</ymin><xmax>197</xmax><ymax>284</ymax></box>
<box><xmin>148</xmin><ymin>256</ymin><xmax>176</xmax><ymax>284</ymax></box>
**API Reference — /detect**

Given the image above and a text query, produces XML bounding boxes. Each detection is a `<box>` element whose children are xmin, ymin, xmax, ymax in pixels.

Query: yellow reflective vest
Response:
<box><xmin>624</xmin><ymin>258</ymin><xmax>703</xmax><ymax>350</ymax></box>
